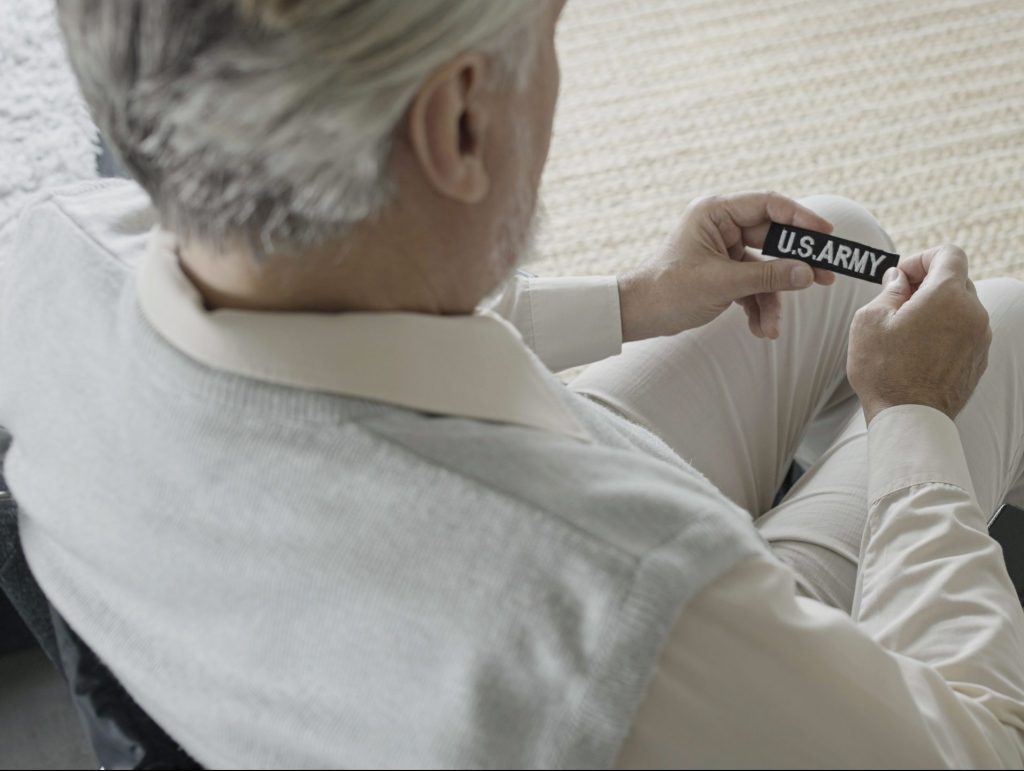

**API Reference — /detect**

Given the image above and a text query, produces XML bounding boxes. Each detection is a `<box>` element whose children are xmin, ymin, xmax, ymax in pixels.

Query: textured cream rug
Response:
<box><xmin>536</xmin><ymin>0</ymin><xmax>1024</xmax><ymax>281</ymax></box>
<box><xmin>0</xmin><ymin>0</ymin><xmax>97</xmax><ymax>261</ymax></box>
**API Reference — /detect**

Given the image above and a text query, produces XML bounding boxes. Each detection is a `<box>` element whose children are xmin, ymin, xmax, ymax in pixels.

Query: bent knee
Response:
<box><xmin>798</xmin><ymin>194</ymin><xmax>896</xmax><ymax>254</ymax></box>
<box><xmin>978</xmin><ymin>278</ymin><xmax>1024</xmax><ymax>331</ymax></box>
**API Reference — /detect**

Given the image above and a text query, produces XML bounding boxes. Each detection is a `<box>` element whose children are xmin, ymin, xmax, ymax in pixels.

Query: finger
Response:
<box><xmin>813</xmin><ymin>266</ymin><xmax>836</xmax><ymax>286</ymax></box>
<box><xmin>734</xmin><ymin>286</ymin><xmax>780</xmax><ymax>339</ymax></box>
<box><xmin>742</xmin><ymin>296</ymin><xmax>763</xmax><ymax>338</ymax></box>
<box><xmin>896</xmin><ymin>248</ymin><xmax>933</xmax><ymax>285</ymax></box>
<box><xmin>899</xmin><ymin>244</ymin><xmax>969</xmax><ymax>287</ymax></box>
<box><xmin>742</xmin><ymin>248</ymin><xmax>835</xmax><ymax>287</ymax></box>
<box><xmin>721</xmin><ymin>191</ymin><xmax>834</xmax><ymax>232</ymax></box>
<box><xmin>866</xmin><ymin>266</ymin><xmax>913</xmax><ymax>312</ymax></box>
<box><xmin>730</xmin><ymin>253</ymin><xmax>814</xmax><ymax>297</ymax></box>
<box><xmin>756</xmin><ymin>291</ymin><xmax>781</xmax><ymax>339</ymax></box>
<box><xmin>711</xmin><ymin>191</ymin><xmax>834</xmax><ymax>251</ymax></box>
<box><xmin>738</xmin><ymin>295</ymin><xmax>764</xmax><ymax>338</ymax></box>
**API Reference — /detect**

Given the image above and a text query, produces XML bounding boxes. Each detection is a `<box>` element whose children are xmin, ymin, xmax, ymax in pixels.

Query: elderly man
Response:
<box><xmin>3</xmin><ymin>0</ymin><xmax>1023</xmax><ymax>767</ymax></box>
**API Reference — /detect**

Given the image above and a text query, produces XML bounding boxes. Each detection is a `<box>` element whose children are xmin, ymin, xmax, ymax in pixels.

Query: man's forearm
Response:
<box><xmin>853</xmin><ymin>405</ymin><xmax>1024</xmax><ymax>764</ymax></box>
<box><xmin>482</xmin><ymin>273</ymin><xmax>623</xmax><ymax>371</ymax></box>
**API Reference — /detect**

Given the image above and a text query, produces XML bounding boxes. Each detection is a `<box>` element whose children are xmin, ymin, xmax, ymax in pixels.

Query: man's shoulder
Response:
<box><xmin>0</xmin><ymin>180</ymin><xmax>153</xmax><ymax>392</ymax></box>
<box><xmin>357</xmin><ymin>411</ymin><xmax>763</xmax><ymax>564</ymax></box>
<box><xmin>27</xmin><ymin>178</ymin><xmax>153</xmax><ymax>225</ymax></box>
<box><xmin>2</xmin><ymin>178</ymin><xmax>153</xmax><ymax>328</ymax></box>
<box><xmin>14</xmin><ymin>178</ymin><xmax>155</xmax><ymax>269</ymax></box>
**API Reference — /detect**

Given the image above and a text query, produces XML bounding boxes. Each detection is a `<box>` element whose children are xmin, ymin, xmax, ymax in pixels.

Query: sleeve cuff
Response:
<box><xmin>525</xmin><ymin>275</ymin><xmax>623</xmax><ymax>372</ymax></box>
<box><xmin>867</xmin><ymin>404</ymin><xmax>977</xmax><ymax>505</ymax></box>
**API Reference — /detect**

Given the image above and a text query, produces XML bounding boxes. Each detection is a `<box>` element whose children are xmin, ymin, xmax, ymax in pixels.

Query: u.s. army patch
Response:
<box><xmin>762</xmin><ymin>222</ymin><xmax>899</xmax><ymax>284</ymax></box>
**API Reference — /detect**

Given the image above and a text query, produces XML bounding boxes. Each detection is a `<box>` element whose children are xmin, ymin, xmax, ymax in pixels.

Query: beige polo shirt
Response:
<box><xmin>8</xmin><ymin>179</ymin><xmax>1024</xmax><ymax>767</ymax></box>
<box><xmin>137</xmin><ymin>224</ymin><xmax>1024</xmax><ymax>768</ymax></box>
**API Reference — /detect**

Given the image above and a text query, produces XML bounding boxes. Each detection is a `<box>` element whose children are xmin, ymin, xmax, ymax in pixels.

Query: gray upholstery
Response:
<box><xmin>0</xmin><ymin>427</ymin><xmax>60</xmax><ymax>669</ymax></box>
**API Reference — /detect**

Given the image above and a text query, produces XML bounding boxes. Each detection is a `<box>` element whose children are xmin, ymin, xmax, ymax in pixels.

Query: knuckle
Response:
<box><xmin>690</xmin><ymin>194</ymin><xmax>720</xmax><ymax>213</ymax></box>
<box><xmin>940</xmin><ymin>243</ymin><xmax>969</xmax><ymax>266</ymax></box>
<box><xmin>859</xmin><ymin>301</ymin><xmax>882</xmax><ymax>318</ymax></box>
<box><xmin>761</xmin><ymin>262</ymin><xmax>779</xmax><ymax>292</ymax></box>
<box><xmin>852</xmin><ymin>304</ymin><xmax>881</xmax><ymax>329</ymax></box>
<box><xmin>763</xmin><ymin>190</ymin><xmax>787</xmax><ymax>216</ymax></box>
<box><xmin>944</xmin><ymin>243</ymin><xmax>968</xmax><ymax>260</ymax></box>
<box><xmin>973</xmin><ymin>303</ymin><xmax>990</xmax><ymax>332</ymax></box>
<box><xmin>853</xmin><ymin>305</ymin><xmax>872</xmax><ymax>323</ymax></box>
<box><xmin>977</xmin><ymin>349</ymin><xmax>990</xmax><ymax>380</ymax></box>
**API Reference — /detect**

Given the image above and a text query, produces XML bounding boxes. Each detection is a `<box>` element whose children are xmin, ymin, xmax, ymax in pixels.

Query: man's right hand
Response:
<box><xmin>847</xmin><ymin>245</ymin><xmax>992</xmax><ymax>425</ymax></box>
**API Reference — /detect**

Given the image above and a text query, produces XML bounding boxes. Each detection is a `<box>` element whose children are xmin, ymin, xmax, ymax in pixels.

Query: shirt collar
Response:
<box><xmin>135</xmin><ymin>227</ymin><xmax>590</xmax><ymax>442</ymax></box>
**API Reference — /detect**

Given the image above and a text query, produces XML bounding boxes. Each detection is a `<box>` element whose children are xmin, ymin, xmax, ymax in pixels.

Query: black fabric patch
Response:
<box><xmin>762</xmin><ymin>222</ymin><xmax>899</xmax><ymax>284</ymax></box>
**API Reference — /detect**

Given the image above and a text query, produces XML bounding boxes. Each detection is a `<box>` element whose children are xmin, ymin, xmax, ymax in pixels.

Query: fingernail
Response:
<box><xmin>883</xmin><ymin>267</ymin><xmax>900</xmax><ymax>284</ymax></box>
<box><xmin>790</xmin><ymin>265</ymin><xmax>813</xmax><ymax>288</ymax></box>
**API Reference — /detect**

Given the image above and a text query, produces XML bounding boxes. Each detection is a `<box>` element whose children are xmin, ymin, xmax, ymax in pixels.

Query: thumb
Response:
<box><xmin>868</xmin><ymin>266</ymin><xmax>912</xmax><ymax>311</ymax></box>
<box><xmin>731</xmin><ymin>258</ymin><xmax>814</xmax><ymax>297</ymax></box>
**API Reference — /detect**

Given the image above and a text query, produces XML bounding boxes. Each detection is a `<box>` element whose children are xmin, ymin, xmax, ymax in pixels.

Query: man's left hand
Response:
<box><xmin>617</xmin><ymin>192</ymin><xmax>835</xmax><ymax>342</ymax></box>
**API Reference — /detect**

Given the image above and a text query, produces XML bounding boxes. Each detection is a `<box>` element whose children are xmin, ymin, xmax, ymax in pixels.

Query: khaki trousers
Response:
<box><xmin>572</xmin><ymin>195</ymin><xmax>1024</xmax><ymax>612</ymax></box>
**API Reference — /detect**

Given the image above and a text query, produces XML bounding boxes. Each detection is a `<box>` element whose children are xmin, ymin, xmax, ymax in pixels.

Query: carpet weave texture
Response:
<box><xmin>0</xmin><ymin>0</ymin><xmax>97</xmax><ymax>262</ymax></box>
<box><xmin>536</xmin><ymin>0</ymin><xmax>1024</xmax><ymax>280</ymax></box>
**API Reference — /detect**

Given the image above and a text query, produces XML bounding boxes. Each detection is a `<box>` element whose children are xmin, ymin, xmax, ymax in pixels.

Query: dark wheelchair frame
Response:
<box><xmin>0</xmin><ymin>422</ymin><xmax>199</xmax><ymax>770</ymax></box>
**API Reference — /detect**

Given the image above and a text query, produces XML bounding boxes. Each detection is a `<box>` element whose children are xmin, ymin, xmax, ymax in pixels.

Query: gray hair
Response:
<box><xmin>57</xmin><ymin>0</ymin><xmax>541</xmax><ymax>255</ymax></box>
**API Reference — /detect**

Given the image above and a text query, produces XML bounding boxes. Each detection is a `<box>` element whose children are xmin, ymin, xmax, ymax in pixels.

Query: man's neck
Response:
<box><xmin>177</xmin><ymin>231</ymin><xmax>481</xmax><ymax>316</ymax></box>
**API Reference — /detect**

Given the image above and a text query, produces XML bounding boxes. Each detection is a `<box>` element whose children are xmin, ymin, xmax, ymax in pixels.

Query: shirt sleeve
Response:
<box><xmin>480</xmin><ymin>273</ymin><xmax>622</xmax><ymax>372</ymax></box>
<box><xmin>617</xmin><ymin>405</ymin><xmax>1024</xmax><ymax>768</ymax></box>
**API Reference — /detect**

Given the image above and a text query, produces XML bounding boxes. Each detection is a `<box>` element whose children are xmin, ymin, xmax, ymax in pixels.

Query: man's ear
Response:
<box><xmin>405</xmin><ymin>51</ymin><xmax>490</xmax><ymax>204</ymax></box>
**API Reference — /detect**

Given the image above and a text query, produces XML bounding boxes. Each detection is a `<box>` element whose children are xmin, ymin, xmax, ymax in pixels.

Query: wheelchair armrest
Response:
<box><xmin>51</xmin><ymin>608</ymin><xmax>201</xmax><ymax>770</ymax></box>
